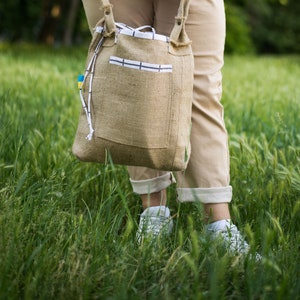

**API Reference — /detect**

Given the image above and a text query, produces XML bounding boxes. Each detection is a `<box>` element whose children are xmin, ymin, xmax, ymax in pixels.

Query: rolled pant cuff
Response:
<box><xmin>176</xmin><ymin>186</ymin><xmax>232</xmax><ymax>204</ymax></box>
<box><xmin>130</xmin><ymin>172</ymin><xmax>176</xmax><ymax>195</ymax></box>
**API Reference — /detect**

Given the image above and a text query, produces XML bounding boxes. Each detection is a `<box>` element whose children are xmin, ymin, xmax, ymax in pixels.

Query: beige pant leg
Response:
<box><xmin>175</xmin><ymin>0</ymin><xmax>232</xmax><ymax>203</ymax></box>
<box><xmin>129</xmin><ymin>0</ymin><xmax>232</xmax><ymax>203</ymax></box>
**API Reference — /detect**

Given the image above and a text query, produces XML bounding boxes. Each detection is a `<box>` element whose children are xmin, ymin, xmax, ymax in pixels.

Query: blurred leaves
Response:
<box><xmin>0</xmin><ymin>0</ymin><xmax>299</xmax><ymax>53</ymax></box>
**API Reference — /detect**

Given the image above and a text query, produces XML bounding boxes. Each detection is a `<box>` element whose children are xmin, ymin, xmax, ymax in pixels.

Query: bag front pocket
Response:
<box><xmin>92</xmin><ymin>57</ymin><xmax>173</xmax><ymax>149</ymax></box>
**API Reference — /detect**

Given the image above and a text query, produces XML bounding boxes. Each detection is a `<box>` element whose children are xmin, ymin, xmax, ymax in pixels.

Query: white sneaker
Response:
<box><xmin>206</xmin><ymin>220</ymin><xmax>262</xmax><ymax>260</ymax></box>
<box><xmin>136</xmin><ymin>206</ymin><xmax>173</xmax><ymax>244</ymax></box>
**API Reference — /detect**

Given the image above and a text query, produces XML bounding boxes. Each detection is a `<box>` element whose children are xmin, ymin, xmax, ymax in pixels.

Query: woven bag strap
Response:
<box><xmin>100</xmin><ymin>0</ymin><xmax>116</xmax><ymax>36</ymax></box>
<box><xmin>169</xmin><ymin>0</ymin><xmax>191</xmax><ymax>47</ymax></box>
<box><xmin>99</xmin><ymin>0</ymin><xmax>191</xmax><ymax>46</ymax></box>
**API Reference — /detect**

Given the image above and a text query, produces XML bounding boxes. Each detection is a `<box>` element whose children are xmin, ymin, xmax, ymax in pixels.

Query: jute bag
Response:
<box><xmin>72</xmin><ymin>0</ymin><xmax>194</xmax><ymax>171</ymax></box>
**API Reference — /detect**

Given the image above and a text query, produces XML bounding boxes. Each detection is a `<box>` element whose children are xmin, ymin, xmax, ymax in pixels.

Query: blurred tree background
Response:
<box><xmin>0</xmin><ymin>0</ymin><xmax>299</xmax><ymax>54</ymax></box>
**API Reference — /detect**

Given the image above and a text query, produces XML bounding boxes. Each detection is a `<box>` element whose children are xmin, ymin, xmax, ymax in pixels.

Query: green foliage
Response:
<box><xmin>246</xmin><ymin>0</ymin><xmax>300</xmax><ymax>53</ymax></box>
<box><xmin>0</xmin><ymin>0</ymin><xmax>43</xmax><ymax>41</ymax></box>
<box><xmin>225</xmin><ymin>0</ymin><xmax>300</xmax><ymax>54</ymax></box>
<box><xmin>225</xmin><ymin>3</ymin><xmax>255</xmax><ymax>54</ymax></box>
<box><xmin>0</xmin><ymin>0</ymin><xmax>89</xmax><ymax>44</ymax></box>
<box><xmin>0</xmin><ymin>45</ymin><xmax>300</xmax><ymax>299</ymax></box>
<box><xmin>1</xmin><ymin>0</ymin><xmax>300</xmax><ymax>53</ymax></box>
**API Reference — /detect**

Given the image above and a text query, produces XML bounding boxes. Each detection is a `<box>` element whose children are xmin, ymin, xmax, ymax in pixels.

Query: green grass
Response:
<box><xmin>0</xmin><ymin>44</ymin><xmax>300</xmax><ymax>299</ymax></box>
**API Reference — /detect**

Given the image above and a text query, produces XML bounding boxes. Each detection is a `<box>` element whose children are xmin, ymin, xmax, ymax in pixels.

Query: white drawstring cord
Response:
<box><xmin>79</xmin><ymin>31</ymin><xmax>104</xmax><ymax>140</ymax></box>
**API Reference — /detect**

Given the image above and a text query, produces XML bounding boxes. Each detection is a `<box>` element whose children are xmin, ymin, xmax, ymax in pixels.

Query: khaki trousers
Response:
<box><xmin>82</xmin><ymin>0</ymin><xmax>232</xmax><ymax>204</ymax></box>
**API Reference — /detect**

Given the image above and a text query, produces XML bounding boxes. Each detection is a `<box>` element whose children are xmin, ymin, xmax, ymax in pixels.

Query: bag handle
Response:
<box><xmin>100</xmin><ymin>0</ymin><xmax>117</xmax><ymax>36</ymax></box>
<box><xmin>99</xmin><ymin>0</ymin><xmax>191</xmax><ymax>46</ymax></box>
<box><xmin>169</xmin><ymin>0</ymin><xmax>191</xmax><ymax>47</ymax></box>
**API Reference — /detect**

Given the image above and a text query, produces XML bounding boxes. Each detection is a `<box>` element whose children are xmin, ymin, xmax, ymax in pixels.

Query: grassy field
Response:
<box><xmin>0</xmin><ymin>44</ymin><xmax>299</xmax><ymax>299</ymax></box>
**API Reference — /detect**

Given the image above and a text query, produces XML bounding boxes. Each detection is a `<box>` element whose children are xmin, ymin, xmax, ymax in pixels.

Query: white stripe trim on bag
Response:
<box><xmin>117</xmin><ymin>26</ymin><xmax>169</xmax><ymax>42</ymax></box>
<box><xmin>109</xmin><ymin>56</ymin><xmax>173</xmax><ymax>73</ymax></box>
<box><xmin>96</xmin><ymin>23</ymin><xmax>170</xmax><ymax>43</ymax></box>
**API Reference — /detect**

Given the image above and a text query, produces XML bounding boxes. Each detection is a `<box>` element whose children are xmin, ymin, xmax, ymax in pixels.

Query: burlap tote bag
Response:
<box><xmin>72</xmin><ymin>0</ymin><xmax>194</xmax><ymax>171</ymax></box>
